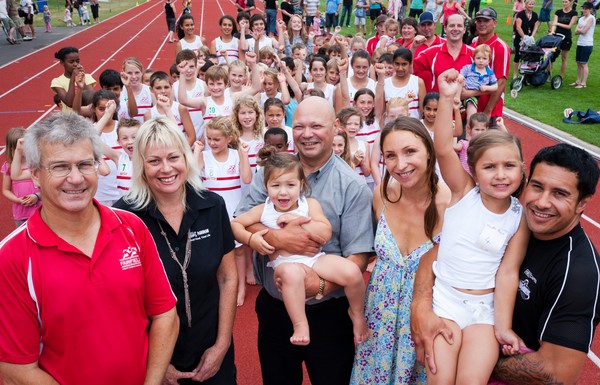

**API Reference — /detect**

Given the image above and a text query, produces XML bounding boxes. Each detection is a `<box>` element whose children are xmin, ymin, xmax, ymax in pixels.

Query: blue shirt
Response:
<box><xmin>460</xmin><ymin>63</ymin><xmax>497</xmax><ymax>91</ymax></box>
<box><xmin>326</xmin><ymin>0</ymin><xmax>341</xmax><ymax>14</ymax></box>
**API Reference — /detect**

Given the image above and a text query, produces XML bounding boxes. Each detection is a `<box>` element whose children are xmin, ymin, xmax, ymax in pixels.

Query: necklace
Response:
<box><xmin>158</xmin><ymin>220</ymin><xmax>193</xmax><ymax>328</ymax></box>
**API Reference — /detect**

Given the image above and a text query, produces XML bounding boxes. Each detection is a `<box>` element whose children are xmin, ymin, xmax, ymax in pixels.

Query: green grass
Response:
<box><xmin>30</xmin><ymin>0</ymin><xmax>138</xmax><ymax>27</ymax></box>
<box><xmin>333</xmin><ymin>2</ymin><xmax>600</xmax><ymax>146</ymax></box>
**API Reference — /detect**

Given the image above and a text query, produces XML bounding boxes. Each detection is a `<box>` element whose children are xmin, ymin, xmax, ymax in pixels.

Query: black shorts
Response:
<box><xmin>23</xmin><ymin>14</ymin><xmax>33</xmax><ymax>25</ymax></box>
<box><xmin>560</xmin><ymin>36</ymin><xmax>572</xmax><ymax>52</ymax></box>
<box><xmin>370</xmin><ymin>8</ymin><xmax>382</xmax><ymax>20</ymax></box>
<box><xmin>166</xmin><ymin>17</ymin><xmax>175</xmax><ymax>32</ymax></box>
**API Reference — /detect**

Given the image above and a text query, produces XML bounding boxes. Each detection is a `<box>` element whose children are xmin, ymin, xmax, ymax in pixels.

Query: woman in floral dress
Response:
<box><xmin>351</xmin><ymin>117</ymin><xmax>450</xmax><ymax>384</ymax></box>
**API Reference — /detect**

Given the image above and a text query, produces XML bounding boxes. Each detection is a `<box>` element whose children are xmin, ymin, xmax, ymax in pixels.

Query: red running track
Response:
<box><xmin>0</xmin><ymin>0</ymin><xmax>598</xmax><ymax>383</ymax></box>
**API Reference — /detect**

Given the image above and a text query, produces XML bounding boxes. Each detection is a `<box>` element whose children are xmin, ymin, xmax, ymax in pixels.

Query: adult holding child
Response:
<box><xmin>235</xmin><ymin>97</ymin><xmax>374</xmax><ymax>385</ymax></box>
<box><xmin>114</xmin><ymin>118</ymin><xmax>238</xmax><ymax>385</ymax></box>
<box><xmin>351</xmin><ymin>117</ymin><xmax>450</xmax><ymax>384</ymax></box>
<box><xmin>550</xmin><ymin>0</ymin><xmax>578</xmax><ymax>83</ymax></box>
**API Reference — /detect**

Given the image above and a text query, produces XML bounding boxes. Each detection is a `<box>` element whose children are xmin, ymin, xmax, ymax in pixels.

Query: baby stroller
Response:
<box><xmin>510</xmin><ymin>33</ymin><xmax>564</xmax><ymax>94</ymax></box>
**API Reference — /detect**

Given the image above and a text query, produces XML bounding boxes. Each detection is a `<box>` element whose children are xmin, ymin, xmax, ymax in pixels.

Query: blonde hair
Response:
<box><xmin>386</xmin><ymin>96</ymin><xmax>410</xmax><ymax>116</ymax></box>
<box><xmin>232</xmin><ymin>95</ymin><xmax>265</xmax><ymax>139</ymax></box>
<box><xmin>122</xmin><ymin>57</ymin><xmax>143</xmax><ymax>72</ymax></box>
<box><xmin>384</xmin><ymin>18</ymin><xmax>399</xmax><ymax>34</ymax></box>
<box><xmin>5</xmin><ymin>127</ymin><xmax>26</xmax><ymax>164</ymax></box>
<box><xmin>206</xmin><ymin>116</ymin><xmax>240</xmax><ymax>149</ymax></box>
<box><xmin>262</xmin><ymin>68</ymin><xmax>281</xmax><ymax>90</ymax></box>
<box><xmin>473</xmin><ymin>44</ymin><xmax>492</xmax><ymax>60</ymax></box>
<box><xmin>125</xmin><ymin>117</ymin><xmax>204</xmax><ymax>210</ymax></box>
<box><xmin>287</xmin><ymin>14</ymin><xmax>308</xmax><ymax>43</ymax></box>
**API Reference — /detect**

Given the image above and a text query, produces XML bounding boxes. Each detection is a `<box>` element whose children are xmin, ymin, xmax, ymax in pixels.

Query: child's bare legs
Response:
<box><xmin>274</xmin><ymin>263</ymin><xmax>310</xmax><ymax>345</ymax></box>
<box><xmin>427</xmin><ymin>318</ymin><xmax>462</xmax><ymax>385</ymax></box>
<box><xmin>465</xmin><ymin>98</ymin><xmax>477</xmax><ymax>125</ymax></box>
<box><xmin>243</xmin><ymin>245</ymin><xmax>257</xmax><ymax>285</ymax></box>
<box><xmin>455</xmin><ymin>324</ymin><xmax>499</xmax><ymax>384</ymax></box>
<box><xmin>313</xmin><ymin>254</ymin><xmax>369</xmax><ymax>343</ymax></box>
<box><xmin>234</xmin><ymin>246</ymin><xmax>246</xmax><ymax>306</ymax></box>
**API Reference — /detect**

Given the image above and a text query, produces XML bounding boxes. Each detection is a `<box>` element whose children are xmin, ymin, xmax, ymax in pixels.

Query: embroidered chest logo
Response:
<box><xmin>227</xmin><ymin>165</ymin><xmax>237</xmax><ymax>175</ymax></box>
<box><xmin>190</xmin><ymin>228</ymin><xmax>211</xmax><ymax>241</ymax></box>
<box><xmin>120</xmin><ymin>246</ymin><xmax>142</xmax><ymax>270</ymax></box>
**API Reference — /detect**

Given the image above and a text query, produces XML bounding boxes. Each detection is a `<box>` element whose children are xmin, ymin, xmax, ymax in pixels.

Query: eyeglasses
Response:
<box><xmin>44</xmin><ymin>160</ymin><xmax>100</xmax><ymax>177</ymax></box>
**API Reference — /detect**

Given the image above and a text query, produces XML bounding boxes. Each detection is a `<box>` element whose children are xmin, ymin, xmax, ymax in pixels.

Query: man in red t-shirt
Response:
<box><xmin>0</xmin><ymin>113</ymin><xmax>178</xmax><ymax>385</ymax></box>
<box><xmin>413</xmin><ymin>14</ymin><xmax>474</xmax><ymax>92</ymax></box>
<box><xmin>366</xmin><ymin>14</ymin><xmax>388</xmax><ymax>55</ymax></box>
<box><xmin>412</xmin><ymin>11</ymin><xmax>446</xmax><ymax>58</ymax></box>
<box><xmin>468</xmin><ymin>7</ymin><xmax>511</xmax><ymax>126</ymax></box>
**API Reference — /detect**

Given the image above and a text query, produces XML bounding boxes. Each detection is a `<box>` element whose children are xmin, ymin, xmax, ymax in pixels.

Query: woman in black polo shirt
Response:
<box><xmin>114</xmin><ymin>118</ymin><xmax>237</xmax><ymax>385</ymax></box>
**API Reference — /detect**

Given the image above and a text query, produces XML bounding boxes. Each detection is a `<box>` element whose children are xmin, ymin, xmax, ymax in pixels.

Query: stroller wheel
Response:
<box><xmin>511</xmin><ymin>77</ymin><xmax>524</xmax><ymax>92</ymax></box>
<box><xmin>551</xmin><ymin>75</ymin><xmax>562</xmax><ymax>90</ymax></box>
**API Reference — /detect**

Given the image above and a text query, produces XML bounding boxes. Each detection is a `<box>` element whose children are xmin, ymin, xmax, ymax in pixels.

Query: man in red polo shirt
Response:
<box><xmin>413</xmin><ymin>14</ymin><xmax>474</xmax><ymax>92</ymax></box>
<box><xmin>411</xmin><ymin>11</ymin><xmax>446</xmax><ymax>57</ymax></box>
<box><xmin>366</xmin><ymin>14</ymin><xmax>388</xmax><ymax>55</ymax></box>
<box><xmin>0</xmin><ymin>113</ymin><xmax>179</xmax><ymax>385</ymax></box>
<box><xmin>469</xmin><ymin>7</ymin><xmax>510</xmax><ymax>126</ymax></box>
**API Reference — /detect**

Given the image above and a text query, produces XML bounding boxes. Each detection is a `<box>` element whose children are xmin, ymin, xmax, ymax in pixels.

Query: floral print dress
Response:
<box><xmin>351</xmin><ymin>209</ymin><xmax>439</xmax><ymax>384</ymax></box>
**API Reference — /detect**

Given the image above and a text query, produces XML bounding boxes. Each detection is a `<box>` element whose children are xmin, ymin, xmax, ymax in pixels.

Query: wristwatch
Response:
<box><xmin>315</xmin><ymin>277</ymin><xmax>325</xmax><ymax>300</ymax></box>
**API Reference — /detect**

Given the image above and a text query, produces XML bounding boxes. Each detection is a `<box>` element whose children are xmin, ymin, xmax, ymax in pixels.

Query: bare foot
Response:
<box><xmin>349</xmin><ymin>309</ymin><xmax>369</xmax><ymax>344</ymax></box>
<box><xmin>290</xmin><ymin>322</ymin><xmax>310</xmax><ymax>346</ymax></box>
<box><xmin>237</xmin><ymin>287</ymin><xmax>246</xmax><ymax>307</ymax></box>
<box><xmin>246</xmin><ymin>271</ymin><xmax>257</xmax><ymax>286</ymax></box>
<box><xmin>366</xmin><ymin>259</ymin><xmax>376</xmax><ymax>272</ymax></box>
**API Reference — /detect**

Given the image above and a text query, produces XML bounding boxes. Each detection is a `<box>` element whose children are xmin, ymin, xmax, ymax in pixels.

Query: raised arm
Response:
<box><xmin>494</xmin><ymin>215</ymin><xmax>529</xmax><ymax>355</ymax></box>
<box><xmin>237</xmin><ymin>142</ymin><xmax>252</xmax><ymax>184</ymax></box>
<box><xmin>434</xmin><ymin>69</ymin><xmax>475</xmax><ymax>199</ymax></box>
<box><xmin>374</xmin><ymin>63</ymin><xmax>386</xmax><ymax>123</ymax></box>
<box><xmin>9</xmin><ymin>138</ymin><xmax>31</xmax><ymax>181</ymax></box>
<box><xmin>121</xmin><ymin>72</ymin><xmax>138</xmax><ymax>118</ymax></box>
<box><xmin>177</xmin><ymin>61</ymin><xmax>206</xmax><ymax>109</ymax></box>
<box><xmin>334</xmin><ymin>58</ymin><xmax>350</xmax><ymax>112</ymax></box>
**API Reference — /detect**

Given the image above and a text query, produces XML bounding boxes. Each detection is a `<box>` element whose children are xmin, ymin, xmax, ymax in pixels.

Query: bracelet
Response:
<box><xmin>33</xmin><ymin>193</ymin><xmax>41</xmax><ymax>201</ymax></box>
<box><xmin>247</xmin><ymin>233</ymin><xmax>254</xmax><ymax>246</ymax></box>
<box><xmin>315</xmin><ymin>277</ymin><xmax>325</xmax><ymax>300</ymax></box>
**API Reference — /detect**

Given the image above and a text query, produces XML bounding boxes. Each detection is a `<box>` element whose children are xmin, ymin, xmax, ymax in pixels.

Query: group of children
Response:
<box><xmin>2</xmin><ymin>9</ymin><xmax>531</xmax><ymax>382</ymax></box>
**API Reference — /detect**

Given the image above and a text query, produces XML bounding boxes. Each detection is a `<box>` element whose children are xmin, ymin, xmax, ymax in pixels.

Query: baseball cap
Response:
<box><xmin>582</xmin><ymin>1</ymin><xmax>594</xmax><ymax>8</ymax></box>
<box><xmin>475</xmin><ymin>7</ymin><xmax>497</xmax><ymax>20</ymax></box>
<box><xmin>376</xmin><ymin>14</ymin><xmax>388</xmax><ymax>25</ymax></box>
<box><xmin>419</xmin><ymin>11</ymin><xmax>435</xmax><ymax>24</ymax></box>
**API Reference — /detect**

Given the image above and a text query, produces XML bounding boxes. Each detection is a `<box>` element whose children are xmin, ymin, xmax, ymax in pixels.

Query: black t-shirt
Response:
<box><xmin>265</xmin><ymin>0</ymin><xmax>277</xmax><ymax>9</ymax></box>
<box><xmin>114</xmin><ymin>186</ymin><xmax>235</xmax><ymax>369</ymax></box>
<box><xmin>281</xmin><ymin>1</ymin><xmax>294</xmax><ymax>24</ymax></box>
<box><xmin>554</xmin><ymin>9</ymin><xmax>578</xmax><ymax>39</ymax></box>
<box><xmin>513</xmin><ymin>224</ymin><xmax>600</xmax><ymax>353</ymax></box>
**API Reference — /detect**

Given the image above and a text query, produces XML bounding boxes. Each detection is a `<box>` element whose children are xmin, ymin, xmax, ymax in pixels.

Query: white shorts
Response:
<box><xmin>267</xmin><ymin>252</ymin><xmax>325</xmax><ymax>269</ymax></box>
<box><xmin>432</xmin><ymin>279</ymin><xmax>494</xmax><ymax>330</ymax></box>
<box><xmin>354</xmin><ymin>16</ymin><xmax>366</xmax><ymax>25</ymax></box>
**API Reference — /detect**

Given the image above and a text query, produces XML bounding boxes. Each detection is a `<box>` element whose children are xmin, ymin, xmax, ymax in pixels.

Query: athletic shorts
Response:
<box><xmin>432</xmin><ymin>279</ymin><xmax>495</xmax><ymax>330</ymax></box>
<box><xmin>370</xmin><ymin>7</ymin><xmax>382</xmax><ymax>20</ymax></box>
<box><xmin>560</xmin><ymin>36</ymin><xmax>572</xmax><ymax>51</ymax></box>
<box><xmin>539</xmin><ymin>7</ymin><xmax>551</xmax><ymax>22</ymax></box>
<box><xmin>576</xmin><ymin>45</ymin><xmax>592</xmax><ymax>64</ymax></box>
<box><xmin>355</xmin><ymin>16</ymin><xmax>366</xmax><ymax>25</ymax></box>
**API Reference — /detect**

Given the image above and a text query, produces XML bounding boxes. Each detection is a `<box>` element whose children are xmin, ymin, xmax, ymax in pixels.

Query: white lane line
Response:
<box><xmin>199</xmin><ymin>0</ymin><xmax>205</xmax><ymax>37</ymax></box>
<box><xmin>215</xmin><ymin>0</ymin><xmax>225</xmax><ymax>15</ymax></box>
<box><xmin>0</xmin><ymin>1</ymin><xmax>162</xmax><ymax>100</ymax></box>
<box><xmin>582</xmin><ymin>214</ymin><xmax>600</xmax><ymax>231</ymax></box>
<box><xmin>588</xmin><ymin>350</ymin><xmax>600</xmax><ymax>368</ymax></box>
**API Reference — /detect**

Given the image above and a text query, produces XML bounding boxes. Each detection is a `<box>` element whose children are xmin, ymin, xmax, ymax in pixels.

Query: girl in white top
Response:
<box><xmin>378</xmin><ymin>48</ymin><xmax>425</xmax><ymax>119</ymax></box>
<box><xmin>122</xmin><ymin>57</ymin><xmax>154</xmax><ymax>123</ymax></box>
<box><xmin>91</xmin><ymin>92</ymin><xmax>122</xmax><ymax>206</ymax></box>
<box><xmin>301</xmin><ymin>57</ymin><xmax>335</xmax><ymax>104</ymax></box>
<box><xmin>429</xmin><ymin>69</ymin><xmax>529</xmax><ymax>385</ymax></box>
<box><xmin>264</xmin><ymin>98</ymin><xmax>294</xmax><ymax>154</ymax></box>
<box><xmin>335</xmin><ymin>50</ymin><xmax>376</xmax><ymax>111</ymax></box>
<box><xmin>194</xmin><ymin>116</ymin><xmax>252</xmax><ymax>307</ymax></box>
<box><xmin>173</xmin><ymin>49</ymin><xmax>208</xmax><ymax>141</ymax></box>
<box><xmin>175</xmin><ymin>14</ymin><xmax>207</xmax><ymax>56</ymax></box>
<box><xmin>231</xmin><ymin>150</ymin><xmax>368</xmax><ymax>346</ymax></box>
<box><xmin>573</xmin><ymin>3</ymin><xmax>595</xmax><ymax>88</ymax></box>
<box><xmin>144</xmin><ymin>71</ymin><xmax>195</xmax><ymax>145</ymax></box>
<box><xmin>211</xmin><ymin>15</ymin><xmax>240</xmax><ymax>64</ymax></box>
<box><xmin>256</xmin><ymin>66</ymin><xmax>291</xmax><ymax>109</ymax></box>
<box><xmin>337</xmin><ymin>107</ymin><xmax>370</xmax><ymax>181</ymax></box>
<box><xmin>233</xmin><ymin>95</ymin><xmax>265</xmax><ymax>174</ymax></box>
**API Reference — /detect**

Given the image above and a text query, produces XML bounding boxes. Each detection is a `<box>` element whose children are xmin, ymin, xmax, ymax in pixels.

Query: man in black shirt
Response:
<box><xmin>411</xmin><ymin>143</ymin><xmax>600</xmax><ymax>385</ymax></box>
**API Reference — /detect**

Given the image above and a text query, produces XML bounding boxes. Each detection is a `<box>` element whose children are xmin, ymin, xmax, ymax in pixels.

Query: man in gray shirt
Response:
<box><xmin>235</xmin><ymin>97</ymin><xmax>374</xmax><ymax>385</ymax></box>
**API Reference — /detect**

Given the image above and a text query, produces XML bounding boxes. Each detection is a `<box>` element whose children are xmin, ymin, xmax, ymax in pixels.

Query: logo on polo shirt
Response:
<box><xmin>190</xmin><ymin>228</ymin><xmax>210</xmax><ymax>241</ymax></box>
<box><xmin>519</xmin><ymin>279</ymin><xmax>530</xmax><ymax>300</ymax></box>
<box><xmin>120</xmin><ymin>247</ymin><xmax>142</xmax><ymax>270</ymax></box>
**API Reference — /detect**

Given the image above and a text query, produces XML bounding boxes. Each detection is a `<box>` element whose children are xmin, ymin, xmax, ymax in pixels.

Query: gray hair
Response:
<box><xmin>24</xmin><ymin>112</ymin><xmax>103</xmax><ymax>170</ymax></box>
<box><xmin>124</xmin><ymin>117</ymin><xmax>204</xmax><ymax>210</ymax></box>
